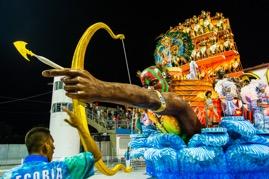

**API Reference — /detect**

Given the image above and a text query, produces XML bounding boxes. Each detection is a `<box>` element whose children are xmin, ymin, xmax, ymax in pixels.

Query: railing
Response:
<box><xmin>86</xmin><ymin>105</ymin><xmax>137</xmax><ymax>134</ymax></box>
<box><xmin>0</xmin><ymin>144</ymin><xmax>27</xmax><ymax>166</ymax></box>
<box><xmin>0</xmin><ymin>143</ymin><xmax>145</xmax><ymax>169</ymax></box>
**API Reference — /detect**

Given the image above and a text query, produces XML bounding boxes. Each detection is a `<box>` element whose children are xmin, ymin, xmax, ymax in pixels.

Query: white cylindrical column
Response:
<box><xmin>49</xmin><ymin>76</ymin><xmax>80</xmax><ymax>159</ymax></box>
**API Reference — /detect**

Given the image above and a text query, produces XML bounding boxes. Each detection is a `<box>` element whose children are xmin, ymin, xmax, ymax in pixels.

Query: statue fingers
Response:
<box><xmin>42</xmin><ymin>68</ymin><xmax>73</xmax><ymax>77</ymax></box>
<box><xmin>42</xmin><ymin>68</ymin><xmax>91</xmax><ymax>78</ymax></box>
<box><xmin>62</xmin><ymin>107</ymin><xmax>73</xmax><ymax>116</ymax></box>
<box><xmin>66</xmin><ymin>91</ymin><xmax>94</xmax><ymax>103</ymax></box>
<box><xmin>64</xmin><ymin>119</ymin><xmax>76</xmax><ymax>128</ymax></box>
<box><xmin>62</xmin><ymin>76</ymin><xmax>82</xmax><ymax>85</ymax></box>
<box><xmin>64</xmin><ymin>69</ymin><xmax>92</xmax><ymax>78</ymax></box>
<box><xmin>64</xmin><ymin>84</ymin><xmax>84</xmax><ymax>92</ymax></box>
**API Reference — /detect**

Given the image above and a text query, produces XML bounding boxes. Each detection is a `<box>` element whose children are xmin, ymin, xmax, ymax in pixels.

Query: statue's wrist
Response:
<box><xmin>152</xmin><ymin>90</ymin><xmax>166</xmax><ymax>113</ymax></box>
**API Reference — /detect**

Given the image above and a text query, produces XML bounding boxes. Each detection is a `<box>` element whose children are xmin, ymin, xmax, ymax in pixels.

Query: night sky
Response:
<box><xmin>0</xmin><ymin>0</ymin><xmax>268</xmax><ymax>143</ymax></box>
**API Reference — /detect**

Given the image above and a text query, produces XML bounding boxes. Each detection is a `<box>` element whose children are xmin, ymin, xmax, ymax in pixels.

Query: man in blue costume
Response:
<box><xmin>2</xmin><ymin>108</ymin><xmax>101</xmax><ymax>179</ymax></box>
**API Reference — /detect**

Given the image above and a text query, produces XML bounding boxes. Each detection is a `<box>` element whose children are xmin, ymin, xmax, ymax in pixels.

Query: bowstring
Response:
<box><xmin>121</xmin><ymin>39</ymin><xmax>132</xmax><ymax>84</ymax></box>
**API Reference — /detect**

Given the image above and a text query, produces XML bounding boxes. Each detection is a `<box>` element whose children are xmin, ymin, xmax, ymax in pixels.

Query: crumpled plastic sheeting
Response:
<box><xmin>226</xmin><ymin>144</ymin><xmax>269</xmax><ymax>172</ymax></box>
<box><xmin>147</xmin><ymin>133</ymin><xmax>186</xmax><ymax>150</ymax></box>
<box><xmin>129</xmin><ymin>148</ymin><xmax>147</xmax><ymax>159</ymax></box>
<box><xmin>188</xmin><ymin>133</ymin><xmax>229</xmax><ymax>147</ymax></box>
<box><xmin>144</xmin><ymin>148</ymin><xmax>179</xmax><ymax>175</ymax></box>
<box><xmin>232</xmin><ymin>134</ymin><xmax>269</xmax><ymax>147</ymax></box>
<box><xmin>177</xmin><ymin>146</ymin><xmax>227</xmax><ymax>173</ymax></box>
<box><xmin>141</xmin><ymin>125</ymin><xmax>159</xmax><ymax>136</ymax></box>
<box><xmin>129</xmin><ymin>137</ymin><xmax>148</xmax><ymax>148</ymax></box>
<box><xmin>220</xmin><ymin>118</ymin><xmax>256</xmax><ymax>138</ymax></box>
<box><xmin>143</xmin><ymin>146</ymin><xmax>228</xmax><ymax>179</ymax></box>
<box><xmin>129</xmin><ymin>118</ymin><xmax>269</xmax><ymax>178</ymax></box>
<box><xmin>129</xmin><ymin>127</ymin><xmax>186</xmax><ymax>149</ymax></box>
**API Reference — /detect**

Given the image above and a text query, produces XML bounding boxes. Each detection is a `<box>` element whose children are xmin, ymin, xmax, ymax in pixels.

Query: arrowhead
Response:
<box><xmin>13</xmin><ymin>41</ymin><xmax>35</xmax><ymax>61</ymax></box>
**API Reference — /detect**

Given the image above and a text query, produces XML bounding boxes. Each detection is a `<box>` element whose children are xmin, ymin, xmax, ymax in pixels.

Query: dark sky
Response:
<box><xmin>0</xmin><ymin>0</ymin><xmax>268</xmax><ymax>142</ymax></box>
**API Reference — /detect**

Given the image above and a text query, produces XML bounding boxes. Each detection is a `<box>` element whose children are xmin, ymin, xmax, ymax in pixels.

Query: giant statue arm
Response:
<box><xmin>43</xmin><ymin>68</ymin><xmax>201</xmax><ymax>137</ymax></box>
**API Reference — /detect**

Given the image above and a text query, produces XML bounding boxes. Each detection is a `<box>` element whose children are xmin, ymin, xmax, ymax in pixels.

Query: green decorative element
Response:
<box><xmin>154</xmin><ymin>31</ymin><xmax>194</xmax><ymax>67</ymax></box>
<box><xmin>64</xmin><ymin>152</ymin><xmax>95</xmax><ymax>178</ymax></box>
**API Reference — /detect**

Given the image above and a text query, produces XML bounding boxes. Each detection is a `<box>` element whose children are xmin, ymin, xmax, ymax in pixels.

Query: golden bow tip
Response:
<box><xmin>117</xmin><ymin>34</ymin><xmax>125</xmax><ymax>40</ymax></box>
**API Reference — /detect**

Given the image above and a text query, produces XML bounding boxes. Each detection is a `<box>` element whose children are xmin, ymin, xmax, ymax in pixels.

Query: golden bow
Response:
<box><xmin>71</xmin><ymin>22</ymin><xmax>132</xmax><ymax>175</ymax></box>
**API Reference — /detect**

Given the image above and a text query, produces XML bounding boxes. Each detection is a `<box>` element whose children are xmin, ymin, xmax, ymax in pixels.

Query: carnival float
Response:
<box><xmin>131</xmin><ymin>11</ymin><xmax>269</xmax><ymax>178</ymax></box>
<box><xmin>13</xmin><ymin>11</ymin><xmax>269</xmax><ymax>179</ymax></box>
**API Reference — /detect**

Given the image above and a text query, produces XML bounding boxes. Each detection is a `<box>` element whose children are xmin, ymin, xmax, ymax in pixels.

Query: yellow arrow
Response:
<box><xmin>13</xmin><ymin>41</ymin><xmax>35</xmax><ymax>61</ymax></box>
<box><xmin>13</xmin><ymin>41</ymin><xmax>63</xmax><ymax>69</ymax></box>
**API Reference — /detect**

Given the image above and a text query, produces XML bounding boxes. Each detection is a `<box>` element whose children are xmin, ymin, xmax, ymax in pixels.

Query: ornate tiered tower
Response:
<box><xmin>152</xmin><ymin>11</ymin><xmax>243</xmax><ymax>125</ymax></box>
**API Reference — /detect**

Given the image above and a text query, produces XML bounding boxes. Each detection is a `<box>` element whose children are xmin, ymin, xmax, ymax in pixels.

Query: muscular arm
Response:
<box><xmin>43</xmin><ymin>69</ymin><xmax>201</xmax><ymax>137</ymax></box>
